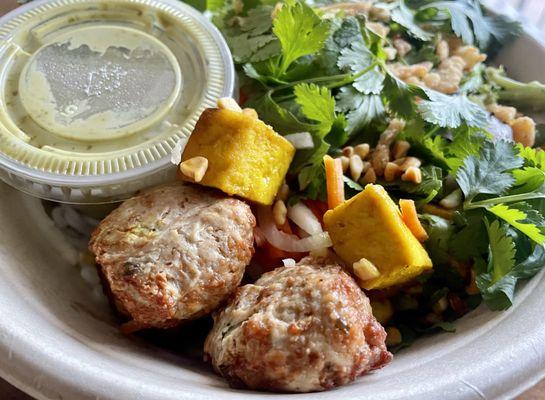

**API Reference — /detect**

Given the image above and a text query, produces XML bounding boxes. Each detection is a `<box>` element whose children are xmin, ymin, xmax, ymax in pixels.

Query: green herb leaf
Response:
<box><xmin>272</xmin><ymin>0</ymin><xmax>330</xmax><ymax>77</ymax></box>
<box><xmin>222</xmin><ymin>6</ymin><xmax>281</xmax><ymax>63</ymax></box>
<box><xmin>517</xmin><ymin>144</ymin><xmax>545</xmax><ymax>168</ymax></box>
<box><xmin>418</xmin><ymin>89</ymin><xmax>488</xmax><ymax>128</ymax></box>
<box><xmin>343</xmin><ymin>175</ymin><xmax>363</xmax><ymax>191</ymax></box>
<box><xmin>318</xmin><ymin>17</ymin><xmax>362</xmax><ymax>75</ymax></box>
<box><xmin>477</xmin><ymin>219</ymin><xmax>545</xmax><ymax>310</ymax></box>
<box><xmin>476</xmin><ymin>219</ymin><xmax>517</xmax><ymax>310</ymax></box>
<box><xmin>383</xmin><ymin>73</ymin><xmax>421</xmax><ymax>118</ymax></box>
<box><xmin>512</xmin><ymin>167</ymin><xmax>545</xmax><ymax>194</ymax></box>
<box><xmin>294</xmin><ymin>83</ymin><xmax>336</xmax><ymax>134</ymax></box>
<box><xmin>449</xmin><ymin>211</ymin><xmax>488</xmax><ymax>261</ymax></box>
<box><xmin>421</xmin><ymin>1</ymin><xmax>522</xmax><ymax>50</ymax></box>
<box><xmin>336</xmin><ymin>87</ymin><xmax>385</xmax><ymax>134</ymax></box>
<box><xmin>391</xmin><ymin>0</ymin><xmax>433</xmax><ymax>41</ymax></box>
<box><xmin>248</xmin><ymin>91</ymin><xmax>313</xmax><ymax>135</ymax></box>
<box><xmin>445</xmin><ymin>126</ymin><xmax>485</xmax><ymax>172</ymax></box>
<box><xmin>456</xmin><ymin>140</ymin><xmax>523</xmax><ymax>202</ymax></box>
<box><xmin>487</xmin><ymin>203</ymin><xmax>545</xmax><ymax>244</ymax></box>
<box><xmin>382</xmin><ymin>165</ymin><xmax>443</xmax><ymax>200</ymax></box>
<box><xmin>338</xmin><ymin>40</ymin><xmax>384</xmax><ymax>94</ymax></box>
<box><xmin>421</xmin><ymin>214</ymin><xmax>454</xmax><ymax>264</ymax></box>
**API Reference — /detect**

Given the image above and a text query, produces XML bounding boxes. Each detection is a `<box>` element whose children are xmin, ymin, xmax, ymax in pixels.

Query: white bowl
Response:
<box><xmin>2</xmin><ymin>6</ymin><xmax>545</xmax><ymax>400</ymax></box>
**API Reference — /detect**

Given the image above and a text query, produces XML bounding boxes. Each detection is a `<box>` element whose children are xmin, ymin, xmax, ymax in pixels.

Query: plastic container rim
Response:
<box><xmin>0</xmin><ymin>0</ymin><xmax>236</xmax><ymax>187</ymax></box>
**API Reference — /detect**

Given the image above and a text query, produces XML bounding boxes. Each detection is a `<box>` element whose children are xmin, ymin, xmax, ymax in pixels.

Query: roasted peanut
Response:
<box><xmin>511</xmin><ymin>116</ymin><xmax>536</xmax><ymax>147</ymax></box>
<box><xmin>354</xmin><ymin>143</ymin><xmax>370</xmax><ymax>159</ymax></box>
<box><xmin>273</xmin><ymin>199</ymin><xmax>287</xmax><ymax>227</ymax></box>
<box><xmin>217</xmin><ymin>97</ymin><xmax>242</xmax><ymax>112</ymax></box>
<box><xmin>392</xmin><ymin>140</ymin><xmax>411</xmax><ymax>159</ymax></box>
<box><xmin>401</xmin><ymin>166</ymin><xmax>422</xmax><ymax>184</ymax></box>
<box><xmin>361</xmin><ymin>167</ymin><xmax>377</xmax><ymax>184</ymax></box>
<box><xmin>384</xmin><ymin>162</ymin><xmax>401</xmax><ymax>182</ymax></box>
<box><xmin>179</xmin><ymin>156</ymin><xmax>208</xmax><ymax>182</ymax></box>
<box><xmin>349</xmin><ymin>154</ymin><xmax>365</xmax><ymax>181</ymax></box>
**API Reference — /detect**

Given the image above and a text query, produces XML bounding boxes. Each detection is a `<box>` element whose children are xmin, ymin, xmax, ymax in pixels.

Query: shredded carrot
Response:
<box><xmin>399</xmin><ymin>199</ymin><xmax>429</xmax><ymax>242</ymax></box>
<box><xmin>324</xmin><ymin>155</ymin><xmax>345</xmax><ymax>209</ymax></box>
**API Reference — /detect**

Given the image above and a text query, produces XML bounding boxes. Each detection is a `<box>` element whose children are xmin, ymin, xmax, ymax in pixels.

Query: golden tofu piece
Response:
<box><xmin>181</xmin><ymin>108</ymin><xmax>295</xmax><ymax>205</ymax></box>
<box><xmin>324</xmin><ymin>184</ymin><xmax>432</xmax><ymax>289</ymax></box>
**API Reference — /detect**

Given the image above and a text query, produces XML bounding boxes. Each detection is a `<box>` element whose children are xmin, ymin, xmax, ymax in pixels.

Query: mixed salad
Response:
<box><xmin>183</xmin><ymin>0</ymin><xmax>545</xmax><ymax>349</ymax></box>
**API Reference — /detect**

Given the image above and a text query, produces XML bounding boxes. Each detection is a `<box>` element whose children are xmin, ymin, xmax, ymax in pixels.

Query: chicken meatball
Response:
<box><xmin>204</xmin><ymin>261</ymin><xmax>392</xmax><ymax>392</ymax></box>
<box><xmin>89</xmin><ymin>183</ymin><xmax>255</xmax><ymax>331</ymax></box>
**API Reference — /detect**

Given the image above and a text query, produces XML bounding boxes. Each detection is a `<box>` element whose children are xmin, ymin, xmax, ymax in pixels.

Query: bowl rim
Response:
<box><xmin>1</xmin><ymin>1</ymin><xmax>545</xmax><ymax>399</ymax></box>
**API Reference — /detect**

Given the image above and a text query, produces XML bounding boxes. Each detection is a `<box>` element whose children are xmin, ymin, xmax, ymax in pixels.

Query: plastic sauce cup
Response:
<box><xmin>0</xmin><ymin>0</ymin><xmax>235</xmax><ymax>203</ymax></box>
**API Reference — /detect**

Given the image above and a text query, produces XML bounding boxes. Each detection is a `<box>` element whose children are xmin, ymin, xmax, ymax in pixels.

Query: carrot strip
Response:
<box><xmin>399</xmin><ymin>199</ymin><xmax>429</xmax><ymax>242</ymax></box>
<box><xmin>324</xmin><ymin>155</ymin><xmax>345</xmax><ymax>209</ymax></box>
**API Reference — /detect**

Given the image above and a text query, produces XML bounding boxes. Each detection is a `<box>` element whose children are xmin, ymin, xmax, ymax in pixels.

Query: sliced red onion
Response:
<box><xmin>284</xmin><ymin>132</ymin><xmax>314</xmax><ymax>149</ymax></box>
<box><xmin>287</xmin><ymin>202</ymin><xmax>323</xmax><ymax>235</ymax></box>
<box><xmin>257</xmin><ymin>206</ymin><xmax>332</xmax><ymax>253</ymax></box>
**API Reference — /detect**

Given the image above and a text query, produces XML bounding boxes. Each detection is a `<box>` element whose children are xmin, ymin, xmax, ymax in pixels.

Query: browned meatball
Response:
<box><xmin>89</xmin><ymin>183</ymin><xmax>255</xmax><ymax>331</ymax></box>
<box><xmin>204</xmin><ymin>261</ymin><xmax>392</xmax><ymax>392</ymax></box>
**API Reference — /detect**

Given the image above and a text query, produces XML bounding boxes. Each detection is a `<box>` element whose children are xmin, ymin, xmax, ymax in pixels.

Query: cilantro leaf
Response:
<box><xmin>512</xmin><ymin>167</ymin><xmax>545</xmax><ymax>194</ymax></box>
<box><xmin>248</xmin><ymin>91</ymin><xmax>313</xmax><ymax>135</ymax></box>
<box><xmin>517</xmin><ymin>144</ymin><xmax>545</xmax><ymax>168</ymax></box>
<box><xmin>421</xmin><ymin>1</ymin><xmax>522</xmax><ymax>50</ymax></box>
<box><xmin>382</xmin><ymin>166</ymin><xmax>443</xmax><ymax>201</ymax></box>
<box><xmin>476</xmin><ymin>219</ymin><xmax>517</xmax><ymax>310</ymax></box>
<box><xmin>294</xmin><ymin>83</ymin><xmax>336</xmax><ymax>133</ymax></box>
<box><xmin>228</xmin><ymin>34</ymin><xmax>280</xmax><ymax>63</ymax></box>
<box><xmin>445</xmin><ymin>126</ymin><xmax>485</xmax><ymax>172</ymax></box>
<box><xmin>223</xmin><ymin>6</ymin><xmax>281</xmax><ymax>63</ymax></box>
<box><xmin>456</xmin><ymin>140</ymin><xmax>523</xmax><ymax>202</ymax></box>
<box><xmin>343</xmin><ymin>175</ymin><xmax>363</xmax><ymax>192</ymax></box>
<box><xmin>338</xmin><ymin>40</ymin><xmax>384</xmax><ymax>95</ymax></box>
<box><xmin>336</xmin><ymin>87</ymin><xmax>385</xmax><ymax>134</ymax></box>
<box><xmin>488</xmin><ymin>203</ymin><xmax>545</xmax><ymax>244</ymax></box>
<box><xmin>391</xmin><ymin>0</ymin><xmax>433</xmax><ymax>41</ymax></box>
<box><xmin>418</xmin><ymin>89</ymin><xmax>488</xmax><ymax>128</ymax></box>
<box><xmin>318</xmin><ymin>17</ymin><xmax>362</xmax><ymax>75</ymax></box>
<box><xmin>383</xmin><ymin>73</ymin><xmax>421</xmax><ymax>118</ymax></box>
<box><xmin>272</xmin><ymin>0</ymin><xmax>330</xmax><ymax>77</ymax></box>
<box><xmin>420</xmin><ymin>214</ymin><xmax>454</xmax><ymax>264</ymax></box>
<box><xmin>477</xmin><ymin>219</ymin><xmax>545</xmax><ymax>310</ymax></box>
<box><xmin>449</xmin><ymin>211</ymin><xmax>488</xmax><ymax>261</ymax></box>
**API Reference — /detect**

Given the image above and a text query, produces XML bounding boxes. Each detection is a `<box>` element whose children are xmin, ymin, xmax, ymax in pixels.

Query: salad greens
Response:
<box><xmin>203</xmin><ymin>0</ymin><xmax>545</xmax><ymax>327</ymax></box>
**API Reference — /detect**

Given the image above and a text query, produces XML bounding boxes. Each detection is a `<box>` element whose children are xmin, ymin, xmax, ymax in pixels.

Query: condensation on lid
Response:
<box><xmin>0</xmin><ymin>0</ymin><xmax>235</xmax><ymax>203</ymax></box>
<box><xmin>19</xmin><ymin>25</ymin><xmax>182</xmax><ymax>141</ymax></box>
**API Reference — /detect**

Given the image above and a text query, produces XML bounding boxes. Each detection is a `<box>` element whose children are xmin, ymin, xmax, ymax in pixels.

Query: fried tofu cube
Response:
<box><xmin>323</xmin><ymin>184</ymin><xmax>432</xmax><ymax>289</ymax></box>
<box><xmin>181</xmin><ymin>108</ymin><xmax>295</xmax><ymax>205</ymax></box>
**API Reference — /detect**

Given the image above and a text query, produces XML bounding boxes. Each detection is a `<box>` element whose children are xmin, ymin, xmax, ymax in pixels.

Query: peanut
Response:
<box><xmin>511</xmin><ymin>116</ymin><xmax>536</xmax><ymax>147</ymax></box>
<box><xmin>436</xmin><ymin>39</ymin><xmax>449</xmax><ymax>61</ymax></box>
<box><xmin>392</xmin><ymin>140</ymin><xmax>411</xmax><ymax>159</ymax></box>
<box><xmin>361</xmin><ymin>167</ymin><xmax>377</xmax><ymax>184</ymax></box>
<box><xmin>393</xmin><ymin>38</ymin><xmax>412</xmax><ymax>57</ymax></box>
<box><xmin>454</xmin><ymin>45</ymin><xmax>487</xmax><ymax>71</ymax></box>
<box><xmin>349</xmin><ymin>154</ymin><xmax>365</xmax><ymax>181</ymax></box>
<box><xmin>276</xmin><ymin>181</ymin><xmax>290</xmax><ymax>202</ymax></box>
<box><xmin>353</xmin><ymin>258</ymin><xmax>380</xmax><ymax>281</ymax></box>
<box><xmin>179</xmin><ymin>156</ymin><xmax>208</xmax><ymax>182</ymax></box>
<box><xmin>339</xmin><ymin>156</ymin><xmax>350</xmax><ymax>173</ymax></box>
<box><xmin>217</xmin><ymin>97</ymin><xmax>242</xmax><ymax>112</ymax></box>
<box><xmin>384</xmin><ymin>162</ymin><xmax>401</xmax><ymax>182</ymax></box>
<box><xmin>273</xmin><ymin>199</ymin><xmax>287</xmax><ymax>227</ymax></box>
<box><xmin>401</xmin><ymin>166</ymin><xmax>422</xmax><ymax>184</ymax></box>
<box><xmin>242</xmin><ymin>108</ymin><xmax>258</xmax><ymax>118</ymax></box>
<box><xmin>342</xmin><ymin>146</ymin><xmax>354</xmax><ymax>157</ymax></box>
<box><xmin>354</xmin><ymin>143</ymin><xmax>370</xmax><ymax>159</ymax></box>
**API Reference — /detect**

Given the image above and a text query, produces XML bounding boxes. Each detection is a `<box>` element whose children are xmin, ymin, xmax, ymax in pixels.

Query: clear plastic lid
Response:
<box><xmin>0</xmin><ymin>0</ymin><xmax>235</xmax><ymax>203</ymax></box>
